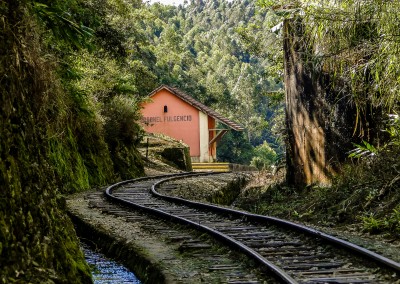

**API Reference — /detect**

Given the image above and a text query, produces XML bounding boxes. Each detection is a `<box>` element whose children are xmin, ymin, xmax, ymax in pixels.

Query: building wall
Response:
<box><xmin>141</xmin><ymin>89</ymin><xmax>201</xmax><ymax>157</ymax></box>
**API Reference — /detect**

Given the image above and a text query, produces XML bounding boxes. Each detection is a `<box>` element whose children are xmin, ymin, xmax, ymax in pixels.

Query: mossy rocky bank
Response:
<box><xmin>0</xmin><ymin>1</ymin><xmax>144</xmax><ymax>282</ymax></box>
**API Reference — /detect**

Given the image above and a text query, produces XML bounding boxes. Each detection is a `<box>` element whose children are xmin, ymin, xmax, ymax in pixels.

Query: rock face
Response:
<box><xmin>0</xmin><ymin>2</ymin><xmax>90</xmax><ymax>282</ymax></box>
<box><xmin>160</xmin><ymin>147</ymin><xmax>192</xmax><ymax>171</ymax></box>
<box><xmin>283</xmin><ymin>19</ymin><xmax>358</xmax><ymax>186</ymax></box>
<box><xmin>139</xmin><ymin>134</ymin><xmax>193</xmax><ymax>172</ymax></box>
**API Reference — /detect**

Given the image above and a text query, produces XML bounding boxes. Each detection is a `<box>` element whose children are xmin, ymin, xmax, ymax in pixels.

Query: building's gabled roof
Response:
<box><xmin>148</xmin><ymin>85</ymin><xmax>244</xmax><ymax>131</ymax></box>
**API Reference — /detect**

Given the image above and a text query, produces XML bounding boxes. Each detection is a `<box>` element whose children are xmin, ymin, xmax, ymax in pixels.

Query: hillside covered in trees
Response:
<box><xmin>1</xmin><ymin>0</ymin><xmax>400</xmax><ymax>282</ymax></box>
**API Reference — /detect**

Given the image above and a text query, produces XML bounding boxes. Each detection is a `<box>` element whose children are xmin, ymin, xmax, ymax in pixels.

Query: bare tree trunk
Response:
<box><xmin>283</xmin><ymin>19</ymin><xmax>357</xmax><ymax>187</ymax></box>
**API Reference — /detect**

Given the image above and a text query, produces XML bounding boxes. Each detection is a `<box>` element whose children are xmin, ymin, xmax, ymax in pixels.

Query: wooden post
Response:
<box><xmin>146</xmin><ymin>138</ymin><xmax>149</xmax><ymax>159</ymax></box>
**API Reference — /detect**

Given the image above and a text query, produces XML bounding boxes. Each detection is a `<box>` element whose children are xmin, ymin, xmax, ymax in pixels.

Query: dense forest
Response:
<box><xmin>1</xmin><ymin>0</ymin><xmax>399</xmax><ymax>283</ymax></box>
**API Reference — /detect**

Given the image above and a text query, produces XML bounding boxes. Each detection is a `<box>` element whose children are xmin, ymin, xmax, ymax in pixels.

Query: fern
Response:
<box><xmin>348</xmin><ymin>140</ymin><xmax>377</xmax><ymax>159</ymax></box>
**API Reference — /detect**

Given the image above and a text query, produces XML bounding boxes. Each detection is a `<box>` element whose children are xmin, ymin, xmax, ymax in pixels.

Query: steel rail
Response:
<box><xmin>105</xmin><ymin>172</ymin><xmax>400</xmax><ymax>283</ymax></box>
<box><xmin>105</xmin><ymin>172</ymin><xmax>297</xmax><ymax>284</ymax></box>
<box><xmin>150</xmin><ymin>173</ymin><xmax>400</xmax><ymax>274</ymax></box>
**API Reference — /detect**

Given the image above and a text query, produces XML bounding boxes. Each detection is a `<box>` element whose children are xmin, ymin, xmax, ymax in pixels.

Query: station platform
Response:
<box><xmin>192</xmin><ymin>162</ymin><xmax>257</xmax><ymax>172</ymax></box>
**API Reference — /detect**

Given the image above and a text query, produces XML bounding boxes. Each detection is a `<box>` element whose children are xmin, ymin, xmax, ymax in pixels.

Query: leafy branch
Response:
<box><xmin>348</xmin><ymin>140</ymin><xmax>377</xmax><ymax>159</ymax></box>
<box><xmin>32</xmin><ymin>1</ymin><xmax>93</xmax><ymax>48</ymax></box>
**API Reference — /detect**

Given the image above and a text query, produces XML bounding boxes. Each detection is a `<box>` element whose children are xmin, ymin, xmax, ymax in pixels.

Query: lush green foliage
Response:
<box><xmin>386</xmin><ymin>114</ymin><xmax>400</xmax><ymax>148</ymax></box>
<box><xmin>217</xmin><ymin>131</ymin><xmax>255</xmax><ymax>164</ymax></box>
<box><xmin>40</xmin><ymin>0</ymin><xmax>148</xmax><ymax>190</ymax></box>
<box><xmin>348</xmin><ymin>140</ymin><xmax>377</xmax><ymax>159</ymax></box>
<box><xmin>348</xmin><ymin>114</ymin><xmax>399</xmax><ymax>159</ymax></box>
<box><xmin>250</xmin><ymin>141</ymin><xmax>278</xmax><ymax>170</ymax></box>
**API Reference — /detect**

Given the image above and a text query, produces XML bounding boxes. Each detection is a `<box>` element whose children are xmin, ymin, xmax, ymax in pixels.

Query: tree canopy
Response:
<box><xmin>259</xmin><ymin>0</ymin><xmax>400</xmax><ymax>130</ymax></box>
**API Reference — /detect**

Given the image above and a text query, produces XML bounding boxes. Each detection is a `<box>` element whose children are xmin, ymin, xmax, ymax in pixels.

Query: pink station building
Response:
<box><xmin>141</xmin><ymin>85</ymin><xmax>243</xmax><ymax>162</ymax></box>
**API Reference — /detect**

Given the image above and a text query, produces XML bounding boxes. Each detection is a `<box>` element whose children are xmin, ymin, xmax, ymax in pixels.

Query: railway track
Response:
<box><xmin>104</xmin><ymin>172</ymin><xmax>400</xmax><ymax>283</ymax></box>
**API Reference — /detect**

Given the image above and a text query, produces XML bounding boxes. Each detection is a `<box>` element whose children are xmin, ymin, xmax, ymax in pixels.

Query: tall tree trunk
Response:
<box><xmin>283</xmin><ymin>19</ymin><xmax>357</xmax><ymax>187</ymax></box>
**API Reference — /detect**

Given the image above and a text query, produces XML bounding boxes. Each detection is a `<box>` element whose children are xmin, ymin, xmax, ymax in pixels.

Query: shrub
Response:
<box><xmin>103</xmin><ymin>95</ymin><xmax>144</xmax><ymax>147</ymax></box>
<box><xmin>102</xmin><ymin>95</ymin><xmax>145</xmax><ymax>178</ymax></box>
<box><xmin>250</xmin><ymin>141</ymin><xmax>277</xmax><ymax>170</ymax></box>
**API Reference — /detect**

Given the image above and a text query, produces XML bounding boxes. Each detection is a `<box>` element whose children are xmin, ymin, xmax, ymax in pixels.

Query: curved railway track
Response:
<box><xmin>104</xmin><ymin>172</ymin><xmax>400</xmax><ymax>283</ymax></box>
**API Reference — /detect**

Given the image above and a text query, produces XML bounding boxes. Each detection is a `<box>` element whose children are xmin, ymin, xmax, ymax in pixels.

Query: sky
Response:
<box><xmin>147</xmin><ymin>0</ymin><xmax>186</xmax><ymax>6</ymax></box>
<box><xmin>147</xmin><ymin>0</ymin><xmax>233</xmax><ymax>6</ymax></box>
